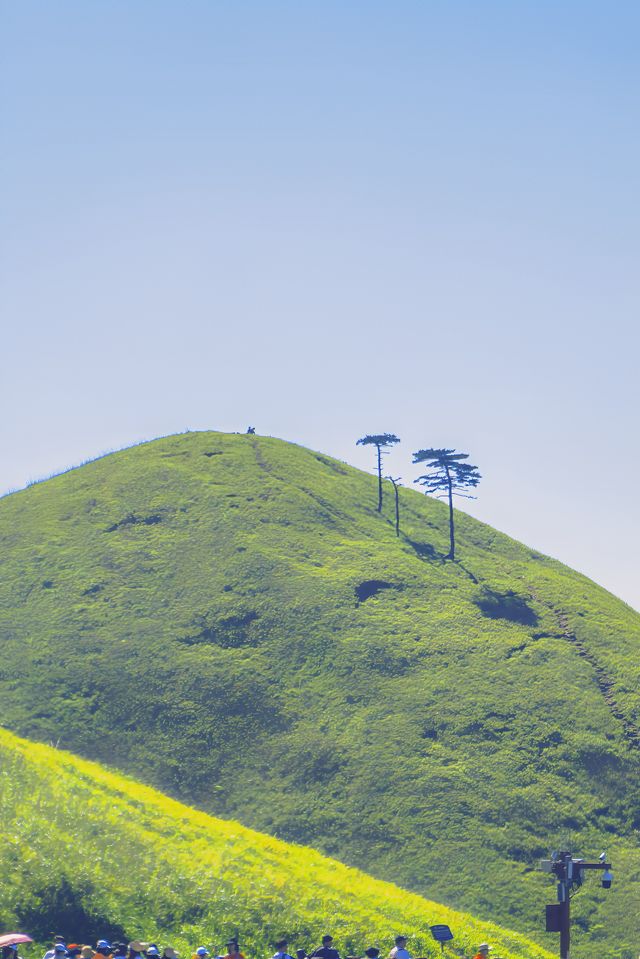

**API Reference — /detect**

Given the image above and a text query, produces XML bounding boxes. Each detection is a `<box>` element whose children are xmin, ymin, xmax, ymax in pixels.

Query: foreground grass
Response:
<box><xmin>0</xmin><ymin>728</ymin><xmax>552</xmax><ymax>959</ymax></box>
<box><xmin>0</xmin><ymin>431</ymin><xmax>638</xmax><ymax>956</ymax></box>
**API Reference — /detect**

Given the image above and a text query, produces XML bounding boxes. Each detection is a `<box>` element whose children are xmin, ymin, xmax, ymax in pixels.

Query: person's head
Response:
<box><xmin>54</xmin><ymin>945</ymin><xmax>67</xmax><ymax>957</ymax></box>
<box><xmin>364</xmin><ymin>950</ymin><xmax>380</xmax><ymax>959</ymax></box>
<box><xmin>394</xmin><ymin>940</ymin><xmax>406</xmax><ymax>949</ymax></box>
<box><xmin>477</xmin><ymin>947</ymin><xmax>491</xmax><ymax>956</ymax></box>
<box><xmin>81</xmin><ymin>948</ymin><xmax>94</xmax><ymax>959</ymax></box>
<box><xmin>128</xmin><ymin>943</ymin><xmax>148</xmax><ymax>959</ymax></box>
<box><xmin>275</xmin><ymin>942</ymin><xmax>288</xmax><ymax>953</ymax></box>
<box><xmin>162</xmin><ymin>949</ymin><xmax>179</xmax><ymax>959</ymax></box>
<box><xmin>295</xmin><ymin>951</ymin><xmax>307</xmax><ymax>959</ymax></box>
<box><xmin>54</xmin><ymin>939</ymin><xmax>66</xmax><ymax>945</ymax></box>
<box><xmin>95</xmin><ymin>944</ymin><xmax>111</xmax><ymax>957</ymax></box>
<box><xmin>321</xmin><ymin>940</ymin><xmax>333</xmax><ymax>947</ymax></box>
<box><xmin>146</xmin><ymin>949</ymin><xmax>159</xmax><ymax>958</ymax></box>
<box><xmin>196</xmin><ymin>950</ymin><xmax>210</xmax><ymax>958</ymax></box>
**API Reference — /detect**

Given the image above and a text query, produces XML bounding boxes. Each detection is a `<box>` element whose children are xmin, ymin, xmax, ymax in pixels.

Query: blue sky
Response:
<box><xmin>2</xmin><ymin>2</ymin><xmax>639</xmax><ymax>609</ymax></box>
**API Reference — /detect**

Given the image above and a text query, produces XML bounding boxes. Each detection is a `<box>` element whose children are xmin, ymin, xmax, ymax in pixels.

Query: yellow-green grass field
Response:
<box><xmin>0</xmin><ymin>728</ymin><xmax>552</xmax><ymax>959</ymax></box>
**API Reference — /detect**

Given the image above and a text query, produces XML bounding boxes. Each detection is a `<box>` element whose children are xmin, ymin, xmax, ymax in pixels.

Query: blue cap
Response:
<box><xmin>196</xmin><ymin>951</ymin><xmax>209</xmax><ymax>956</ymax></box>
<box><xmin>97</xmin><ymin>945</ymin><xmax>111</xmax><ymax>951</ymax></box>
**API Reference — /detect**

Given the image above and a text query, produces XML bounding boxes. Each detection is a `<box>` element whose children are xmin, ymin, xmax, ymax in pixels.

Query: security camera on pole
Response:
<box><xmin>539</xmin><ymin>850</ymin><xmax>613</xmax><ymax>958</ymax></box>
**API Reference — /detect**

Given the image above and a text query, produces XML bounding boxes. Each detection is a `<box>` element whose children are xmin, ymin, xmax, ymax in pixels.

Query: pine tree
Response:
<box><xmin>356</xmin><ymin>433</ymin><xmax>400</xmax><ymax>511</ymax></box>
<box><xmin>412</xmin><ymin>448</ymin><xmax>481</xmax><ymax>560</ymax></box>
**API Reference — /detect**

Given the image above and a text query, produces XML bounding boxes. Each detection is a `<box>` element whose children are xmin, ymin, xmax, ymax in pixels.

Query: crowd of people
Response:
<box><xmin>1</xmin><ymin>933</ymin><xmax>493</xmax><ymax>959</ymax></box>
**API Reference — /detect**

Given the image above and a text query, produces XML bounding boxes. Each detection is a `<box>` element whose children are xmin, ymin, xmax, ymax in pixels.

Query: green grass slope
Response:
<box><xmin>0</xmin><ymin>728</ymin><xmax>553</xmax><ymax>959</ymax></box>
<box><xmin>0</xmin><ymin>432</ymin><xmax>639</xmax><ymax>956</ymax></box>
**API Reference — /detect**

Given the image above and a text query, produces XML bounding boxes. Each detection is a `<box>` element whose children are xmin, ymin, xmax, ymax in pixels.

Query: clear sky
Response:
<box><xmin>2</xmin><ymin>2</ymin><xmax>639</xmax><ymax>610</ymax></box>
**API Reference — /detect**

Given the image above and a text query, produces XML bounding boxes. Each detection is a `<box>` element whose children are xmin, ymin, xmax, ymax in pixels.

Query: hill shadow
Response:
<box><xmin>405</xmin><ymin>538</ymin><xmax>441</xmax><ymax>561</ymax></box>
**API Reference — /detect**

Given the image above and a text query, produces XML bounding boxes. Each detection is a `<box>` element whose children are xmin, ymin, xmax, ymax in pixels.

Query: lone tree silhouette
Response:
<box><xmin>357</xmin><ymin>433</ymin><xmax>400</xmax><ymax>511</ymax></box>
<box><xmin>412</xmin><ymin>448</ymin><xmax>481</xmax><ymax>560</ymax></box>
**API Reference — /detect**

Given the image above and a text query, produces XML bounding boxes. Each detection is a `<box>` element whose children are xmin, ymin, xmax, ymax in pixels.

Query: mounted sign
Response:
<box><xmin>429</xmin><ymin>926</ymin><xmax>454</xmax><ymax>943</ymax></box>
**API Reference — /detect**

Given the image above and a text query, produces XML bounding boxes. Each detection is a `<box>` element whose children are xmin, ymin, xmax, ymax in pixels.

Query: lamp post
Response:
<box><xmin>540</xmin><ymin>851</ymin><xmax>613</xmax><ymax>958</ymax></box>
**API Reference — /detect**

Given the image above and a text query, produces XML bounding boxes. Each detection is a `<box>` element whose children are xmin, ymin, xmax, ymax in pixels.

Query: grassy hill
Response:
<box><xmin>0</xmin><ymin>431</ymin><xmax>639</xmax><ymax>956</ymax></box>
<box><xmin>0</xmin><ymin>727</ymin><xmax>553</xmax><ymax>959</ymax></box>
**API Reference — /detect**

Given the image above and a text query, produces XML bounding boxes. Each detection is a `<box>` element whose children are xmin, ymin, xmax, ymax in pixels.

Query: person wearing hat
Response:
<box><xmin>128</xmin><ymin>943</ymin><xmax>148</xmax><ymax>959</ymax></box>
<box><xmin>387</xmin><ymin>938</ymin><xmax>410</xmax><ymax>959</ymax></box>
<box><xmin>472</xmin><ymin>946</ymin><xmax>491</xmax><ymax>959</ymax></box>
<box><xmin>271</xmin><ymin>940</ymin><xmax>293</xmax><ymax>959</ymax></box>
<box><xmin>162</xmin><ymin>949</ymin><xmax>180</xmax><ymax>959</ymax></box>
<box><xmin>95</xmin><ymin>944</ymin><xmax>111</xmax><ymax>959</ymax></box>
<box><xmin>310</xmin><ymin>937</ymin><xmax>340</xmax><ymax>959</ymax></box>
<box><xmin>192</xmin><ymin>949</ymin><xmax>210</xmax><ymax>959</ymax></box>
<box><xmin>43</xmin><ymin>939</ymin><xmax>67</xmax><ymax>959</ymax></box>
<box><xmin>364</xmin><ymin>950</ymin><xmax>380</xmax><ymax>959</ymax></box>
<box><xmin>146</xmin><ymin>950</ymin><xmax>159</xmax><ymax>959</ymax></box>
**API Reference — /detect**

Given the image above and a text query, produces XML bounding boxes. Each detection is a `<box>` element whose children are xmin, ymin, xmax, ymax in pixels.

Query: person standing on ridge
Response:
<box><xmin>387</xmin><ymin>937</ymin><xmax>410</xmax><ymax>959</ymax></box>
<box><xmin>310</xmin><ymin>937</ymin><xmax>340</xmax><ymax>959</ymax></box>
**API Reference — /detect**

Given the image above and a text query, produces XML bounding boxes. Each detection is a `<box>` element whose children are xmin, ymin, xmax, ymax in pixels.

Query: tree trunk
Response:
<box><xmin>394</xmin><ymin>483</ymin><xmax>400</xmax><ymax>536</ymax></box>
<box><xmin>446</xmin><ymin>467</ymin><xmax>455</xmax><ymax>559</ymax></box>
<box><xmin>376</xmin><ymin>444</ymin><xmax>383</xmax><ymax>512</ymax></box>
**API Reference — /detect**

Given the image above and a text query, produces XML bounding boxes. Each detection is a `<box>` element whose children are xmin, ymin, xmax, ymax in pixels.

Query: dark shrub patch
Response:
<box><xmin>82</xmin><ymin>583</ymin><xmax>103</xmax><ymax>596</ymax></box>
<box><xmin>355</xmin><ymin>580</ymin><xmax>400</xmax><ymax>603</ymax></box>
<box><xmin>178</xmin><ymin>611</ymin><xmax>259</xmax><ymax>648</ymax></box>
<box><xmin>475</xmin><ymin>589</ymin><xmax>538</xmax><ymax>626</ymax></box>
<box><xmin>106</xmin><ymin>513</ymin><xmax>163</xmax><ymax>532</ymax></box>
<box><xmin>16</xmin><ymin>875</ymin><xmax>127</xmax><ymax>943</ymax></box>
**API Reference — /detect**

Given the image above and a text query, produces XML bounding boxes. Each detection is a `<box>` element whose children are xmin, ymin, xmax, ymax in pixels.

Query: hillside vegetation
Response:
<box><xmin>0</xmin><ymin>432</ymin><xmax>639</xmax><ymax>956</ymax></box>
<box><xmin>0</xmin><ymin>728</ymin><xmax>553</xmax><ymax>959</ymax></box>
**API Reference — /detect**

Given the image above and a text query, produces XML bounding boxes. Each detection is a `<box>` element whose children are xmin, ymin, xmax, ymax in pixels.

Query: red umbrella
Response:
<box><xmin>0</xmin><ymin>937</ymin><xmax>33</xmax><ymax>948</ymax></box>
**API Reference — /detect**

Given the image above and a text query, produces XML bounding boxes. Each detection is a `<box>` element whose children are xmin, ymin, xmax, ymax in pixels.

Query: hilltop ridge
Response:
<box><xmin>0</xmin><ymin>431</ymin><xmax>639</xmax><ymax>957</ymax></box>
